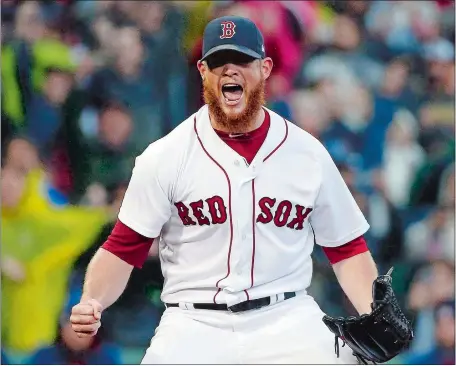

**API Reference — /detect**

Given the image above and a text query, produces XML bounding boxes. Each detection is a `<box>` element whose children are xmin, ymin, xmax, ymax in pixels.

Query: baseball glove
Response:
<box><xmin>322</xmin><ymin>268</ymin><xmax>414</xmax><ymax>364</ymax></box>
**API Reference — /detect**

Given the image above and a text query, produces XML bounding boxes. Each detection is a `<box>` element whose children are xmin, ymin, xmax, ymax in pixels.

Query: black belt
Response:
<box><xmin>165</xmin><ymin>291</ymin><xmax>296</xmax><ymax>313</ymax></box>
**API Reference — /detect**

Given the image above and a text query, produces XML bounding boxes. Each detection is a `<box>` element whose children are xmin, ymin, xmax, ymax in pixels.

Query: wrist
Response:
<box><xmin>358</xmin><ymin>303</ymin><xmax>373</xmax><ymax>315</ymax></box>
<box><xmin>80</xmin><ymin>294</ymin><xmax>102</xmax><ymax>307</ymax></box>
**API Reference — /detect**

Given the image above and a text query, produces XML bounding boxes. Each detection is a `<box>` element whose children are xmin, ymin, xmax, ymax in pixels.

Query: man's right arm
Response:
<box><xmin>70</xmin><ymin>246</ymin><xmax>131</xmax><ymax>338</ymax></box>
<box><xmin>71</xmin><ymin>142</ymin><xmax>173</xmax><ymax>337</ymax></box>
<box><xmin>82</xmin><ymin>218</ymin><xmax>156</xmax><ymax>308</ymax></box>
<box><xmin>71</xmin><ymin>219</ymin><xmax>156</xmax><ymax>338</ymax></box>
<box><xmin>81</xmin><ymin>247</ymin><xmax>134</xmax><ymax>309</ymax></box>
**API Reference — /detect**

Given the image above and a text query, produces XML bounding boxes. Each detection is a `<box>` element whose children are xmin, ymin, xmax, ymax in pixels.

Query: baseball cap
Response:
<box><xmin>201</xmin><ymin>16</ymin><xmax>265</xmax><ymax>61</ymax></box>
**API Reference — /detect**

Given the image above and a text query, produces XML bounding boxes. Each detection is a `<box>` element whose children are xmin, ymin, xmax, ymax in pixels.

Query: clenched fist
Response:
<box><xmin>70</xmin><ymin>299</ymin><xmax>103</xmax><ymax>338</ymax></box>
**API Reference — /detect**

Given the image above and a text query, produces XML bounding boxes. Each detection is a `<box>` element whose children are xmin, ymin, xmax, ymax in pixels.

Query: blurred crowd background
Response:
<box><xmin>1</xmin><ymin>0</ymin><xmax>454</xmax><ymax>364</ymax></box>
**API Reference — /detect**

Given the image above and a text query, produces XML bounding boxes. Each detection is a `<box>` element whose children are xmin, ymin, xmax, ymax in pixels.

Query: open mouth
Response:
<box><xmin>222</xmin><ymin>83</ymin><xmax>244</xmax><ymax>105</ymax></box>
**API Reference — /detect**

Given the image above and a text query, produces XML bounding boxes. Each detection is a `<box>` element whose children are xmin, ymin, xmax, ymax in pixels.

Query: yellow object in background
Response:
<box><xmin>31</xmin><ymin>38</ymin><xmax>76</xmax><ymax>92</ymax></box>
<box><xmin>0</xmin><ymin>38</ymin><xmax>75</xmax><ymax>127</ymax></box>
<box><xmin>1</xmin><ymin>169</ymin><xmax>107</xmax><ymax>352</ymax></box>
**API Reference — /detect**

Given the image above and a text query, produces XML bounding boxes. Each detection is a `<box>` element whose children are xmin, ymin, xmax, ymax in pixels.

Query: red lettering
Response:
<box><xmin>274</xmin><ymin>200</ymin><xmax>292</xmax><ymax>227</ymax></box>
<box><xmin>256</xmin><ymin>197</ymin><xmax>276</xmax><ymax>224</ymax></box>
<box><xmin>190</xmin><ymin>200</ymin><xmax>210</xmax><ymax>226</ymax></box>
<box><xmin>174</xmin><ymin>202</ymin><xmax>196</xmax><ymax>226</ymax></box>
<box><xmin>205</xmin><ymin>196</ymin><xmax>227</xmax><ymax>224</ymax></box>
<box><xmin>287</xmin><ymin>206</ymin><xmax>313</xmax><ymax>230</ymax></box>
<box><xmin>220</xmin><ymin>21</ymin><xmax>236</xmax><ymax>39</ymax></box>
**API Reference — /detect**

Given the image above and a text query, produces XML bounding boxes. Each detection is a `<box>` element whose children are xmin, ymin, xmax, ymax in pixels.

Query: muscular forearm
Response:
<box><xmin>332</xmin><ymin>251</ymin><xmax>378</xmax><ymax>315</ymax></box>
<box><xmin>82</xmin><ymin>248</ymin><xmax>133</xmax><ymax>309</ymax></box>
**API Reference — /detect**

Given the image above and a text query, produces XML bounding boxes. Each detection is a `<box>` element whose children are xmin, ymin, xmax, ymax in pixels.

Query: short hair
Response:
<box><xmin>99</xmin><ymin>100</ymin><xmax>130</xmax><ymax>116</ymax></box>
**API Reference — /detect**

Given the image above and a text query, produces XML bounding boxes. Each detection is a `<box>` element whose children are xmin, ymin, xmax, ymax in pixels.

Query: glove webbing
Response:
<box><xmin>334</xmin><ymin>336</ymin><xmax>373</xmax><ymax>365</ymax></box>
<box><xmin>333</xmin><ymin>291</ymin><xmax>389</xmax><ymax>365</ymax></box>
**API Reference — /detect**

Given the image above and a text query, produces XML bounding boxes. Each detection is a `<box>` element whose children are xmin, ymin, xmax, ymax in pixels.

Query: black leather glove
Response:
<box><xmin>322</xmin><ymin>268</ymin><xmax>414</xmax><ymax>364</ymax></box>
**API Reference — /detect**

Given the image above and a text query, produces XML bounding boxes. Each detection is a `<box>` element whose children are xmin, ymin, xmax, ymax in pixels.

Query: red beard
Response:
<box><xmin>203</xmin><ymin>78</ymin><xmax>266</xmax><ymax>133</ymax></box>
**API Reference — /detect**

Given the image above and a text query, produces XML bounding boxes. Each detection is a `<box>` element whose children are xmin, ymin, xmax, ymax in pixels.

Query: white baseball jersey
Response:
<box><xmin>118</xmin><ymin>105</ymin><xmax>370</xmax><ymax>306</ymax></box>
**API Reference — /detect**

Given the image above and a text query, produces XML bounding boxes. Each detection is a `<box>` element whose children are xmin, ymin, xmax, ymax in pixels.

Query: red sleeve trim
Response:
<box><xmin>101</xmin><ymin>220</ymin><xmax>155</xmax><ymax>268</ymax></box>
<box><xmin>322</xmin><ymin>236</ymin><xmax>369</xmax><ymax>265</ymax></box>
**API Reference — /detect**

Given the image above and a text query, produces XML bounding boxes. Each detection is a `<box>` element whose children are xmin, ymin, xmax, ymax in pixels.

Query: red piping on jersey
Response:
<box><xmin>244</xmin><ymin>288</ymin><xmax>250</xmax><ymax>301</ymax></box>
<box><xmin>250</xmin><ymin>180</ymin><xmax>256</xmax><ymax>289</ymax></box>
<box><xmin>245</xmin><ymin>119</ymin><xmax>287</xmax><ymax>294</ymax></box>
<box><xmin>263</xmin><ymin>118</ymin><xmax>289</xmax><ymax>162</ymax></box>
<box><xmin>194</xmin><ymin>117</ymin><xmax>235</xmax><ymax>304</ymax></box>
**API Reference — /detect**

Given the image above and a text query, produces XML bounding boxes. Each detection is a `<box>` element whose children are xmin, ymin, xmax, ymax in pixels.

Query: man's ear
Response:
<box><xmin>261</xmin><ymin>57</ymin><xmax>274</xmax><ymax>80</ymax></box>
<box><xmin>197</xmin><ymin>60</ymin><xmax>207</xmax><ymax>81</ymax></box>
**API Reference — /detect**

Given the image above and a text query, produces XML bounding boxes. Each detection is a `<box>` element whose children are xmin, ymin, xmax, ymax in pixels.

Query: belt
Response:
<box><xmin>165</xmin><ymin>291</ymin><xmax>296</xmax><ymax>313</ymax></box>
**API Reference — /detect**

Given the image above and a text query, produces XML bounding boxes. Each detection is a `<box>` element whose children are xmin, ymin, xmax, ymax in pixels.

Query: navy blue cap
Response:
<box><xmin>201</xmin><ymin>16</ymin><xmax>265</xmax><ymax>61</ymax></box>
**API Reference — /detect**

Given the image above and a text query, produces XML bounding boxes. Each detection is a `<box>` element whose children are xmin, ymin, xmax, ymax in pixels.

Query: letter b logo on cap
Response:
<box><xmin>220</xmin><ymin>21</ymin><xmax>236</xmax><ymax>39</ymax></box>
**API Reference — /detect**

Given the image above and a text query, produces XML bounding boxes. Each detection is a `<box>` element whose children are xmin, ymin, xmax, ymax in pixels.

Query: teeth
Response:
<box><xmin>224</xmin><ymin>84</ymin><xmax>240</xmax><ymax>87</ymax></box>
<box><xmin>225</xmin><ymin>97</ymin><xmax>240</xmax><ymax>102</ymax></box>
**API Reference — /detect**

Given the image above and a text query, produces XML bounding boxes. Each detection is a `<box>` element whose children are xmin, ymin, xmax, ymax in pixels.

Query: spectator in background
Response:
<box><xmin>361</xmin><ymin>56</ymin><xmax>420</xmax><ymax>172</ymax></box>
<box><xmin>135</xmin><ymin>1</ymin><xmax>188</xmax><ymax>132</ymax></box>
<box><xmin>75</xmin><ymin>101</ymin><xmax>135</xmax><ymax>206</ymax></box>
<box><xmin>402</xmin><ymin>298</ymin><xmax>455</xmax><ymax>365</ymax></box>
<box><xmin>291</xmin><ymin>81</ymin><xmax>367</xmax><ymax>166</ymax></box>
<box><xmin>1</xmin><ymin>137</ymin><xmax>107</xmax><ymax>352</ymax></box>
<box><xmin>422</xmin><ymin>38</ymin><xmax>455</xmax><ymax>102</ymax></box>
<box><xmin>25</xmin><ymin>67</ymin><xmax>74</xmax><ymax>161</ymax></box>
<box><xmin>320</xmin><ymin>82</ymin><xmax>370</xmax><ymax>169</ymax></box>
<box><xmin>383</xmin><ymin>109</ymin><xmax>426</xmax><ymax>208</ymax></box>
<box><xmin>1</xmin><ymin>0</ymin><xmax>76</xmax><ymax>173</ymax></box>
<box><xmin>351</xmin><ymin>169</ymin><xmax>404</xmax><ymax>270</ymax></box>
<box><xmin>410</xmin><ymin>104</ymin><xmax>455</xmax><ymax>206</ymax></box>
<box><xmin>300</xmin><ymin>13</ymin><xmax>384</xmax><ymax>91</ymax></box>
<box><xmin>364</xmin><ymin>0</ymin><xmax>441</xmax><ymax>59</ymax></box>
<box><xmin>11</xmin><ymin>1</ymin><xmax>75</xmax><ymax>92</ymax></box>
<box><xmin>404</xmin><ymin>204</ymin><xmax>454</xmax><ymax>263</ymax></box>
<box><xmin>13</xmin><ymin>1</ymin><xmax>47</xmax><ymax>44</ymax></box>
<box><xmin>403</xmin><ymin>299</ymin><xmax>455</xmax><ymax>365</ymax></box>
<box><xmin>88</xmin><ymin>25</ymin><xmax>183</xmax><ymax>154</ymax></box>
<box><xmin>329</xmin><ymin>0</ymin><xmax>370</xmax><ymax>28</ymax></box>
<box><xmin>378</xmin><ymin>56</ymin><xmax>421</xmax><ymax>112</ymax></box>
<box><xmin>407</xmin><ymin>260</ymin><xmax>455</xmax><ymax>355</ymax></box>
<box><xmin>3</xmin><ymin>137</ymin><xmax>41</xmax><ymax>174</ymax></box>
<box><xmin>83</xmin><ymin>13</ymin><xmax>118</xmax><ymax>64</ymax></box>
<box><xmin>289</xmin><ymin>89</ymin><xmax>330</xmax><ymax>139</ymax></box>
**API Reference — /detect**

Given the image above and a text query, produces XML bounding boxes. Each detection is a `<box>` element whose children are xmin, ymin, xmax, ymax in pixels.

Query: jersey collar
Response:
<box><xmin>194</xmin><ymin>105</ymin><xmax>288</xmax><ymax>173</ymax></box>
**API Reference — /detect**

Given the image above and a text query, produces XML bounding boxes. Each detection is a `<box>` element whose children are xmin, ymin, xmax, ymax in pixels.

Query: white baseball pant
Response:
<box><xmin>141</xmin><ymin>292</ymin><xmax>358</xmax><ymax>364</ymax></box>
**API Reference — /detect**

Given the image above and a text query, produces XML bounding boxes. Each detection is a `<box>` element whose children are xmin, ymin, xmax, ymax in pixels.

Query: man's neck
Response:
<box><xmin>209</xmin><ymin>108</ymin><xmax>265</xmax><ymax>134</ymax></box>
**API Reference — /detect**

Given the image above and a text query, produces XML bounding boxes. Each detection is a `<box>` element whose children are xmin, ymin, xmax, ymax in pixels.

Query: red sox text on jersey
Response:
<box><xmin>175</xmin><ymin>197</ymin><xmax>313</xmax><ymax>229</ymax></box>
<box><xmin>117</xmin><ymin>105</ymin><xmax>370</xmax><ymax>306</ymax></box>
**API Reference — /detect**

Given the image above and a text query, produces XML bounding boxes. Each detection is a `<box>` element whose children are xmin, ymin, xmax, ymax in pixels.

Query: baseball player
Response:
<box><xmin>70</xmin><ymin>16</ymin><xmax>413</xmax><ymax>364</ymax></box>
